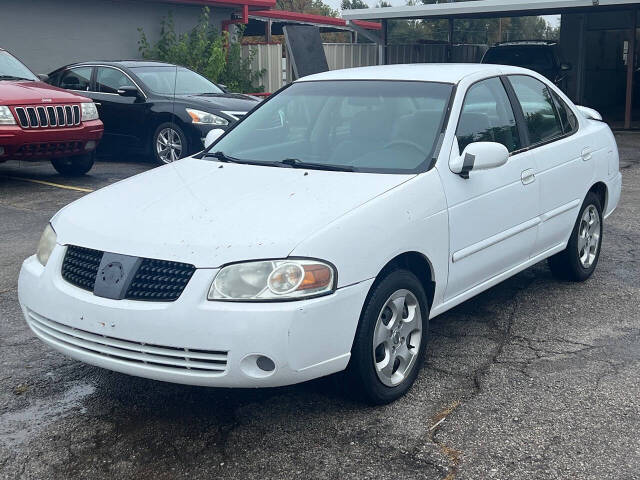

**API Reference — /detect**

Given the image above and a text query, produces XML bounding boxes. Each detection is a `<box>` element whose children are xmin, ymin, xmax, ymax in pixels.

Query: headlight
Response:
<box><xmin>81</xmin><ymin>102</ymin><xmax>99</xmax><ymax>121</ymax></box>
<box><xmin>36</xmin><ymin>224</ymin><xmax>57</xmax><ymax>266</ymax></box>
<box><xmin>209</xmin><ymin>259</ymin><xmax>336</xmax><ymax>301</ymax></box>
<box><xmin>0</xmin><ymin>106</ymin><xmax>16</xmax><ymax>125</ymax></box>
<box><xmin>186</xmin><ymin>108</ymin><xmax>229</xmax><ymax>126</ymax></box>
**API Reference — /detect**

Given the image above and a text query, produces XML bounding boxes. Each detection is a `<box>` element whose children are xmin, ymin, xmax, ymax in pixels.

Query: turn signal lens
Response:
<box><xmin>209</xmin><ymin>259</ymin><xmax>336</xmax><ymax>301</ymax></box>
<box><xmin>299</xmin><ymin>264</ymin><xmax>332</xmax><ymax>290</ymax></box>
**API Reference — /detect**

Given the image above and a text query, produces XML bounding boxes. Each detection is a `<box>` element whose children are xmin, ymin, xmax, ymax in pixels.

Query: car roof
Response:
<box><xmin>61</xmin><ymin>60</ymin><xmax>176</xmax><ymax>69</ymax></box>
<box><xmin>298</xmin><ymin>63</ymin><xmax>527</xmax><ymax>84</ymax></box>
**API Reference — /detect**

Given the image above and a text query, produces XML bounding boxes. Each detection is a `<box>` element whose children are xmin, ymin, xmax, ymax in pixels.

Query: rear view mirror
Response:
<box><xmin>204</xmin><ymin>128</ymin><xmax>225</xmax><ymax>149</ymax></box>
<box><xmin>450</xmin><ymin>142</ymin><xmax>509</xmax><ymax>179</ymax></box>
<box><xmin>117</xmin><ymin>86</ymin><xmax>140</xmax><ymax>98</ymax></box>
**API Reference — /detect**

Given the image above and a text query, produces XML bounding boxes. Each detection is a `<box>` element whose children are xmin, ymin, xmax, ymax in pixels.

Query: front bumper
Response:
<box><xmin>0</xmin><ymin>120</ymin><xmax>103</xmax><ymax>161</ymax></box>
<box><xmin>18</xmin><ymin>246</ymin><xmax>372</xmax><ymax>388</ymax></box>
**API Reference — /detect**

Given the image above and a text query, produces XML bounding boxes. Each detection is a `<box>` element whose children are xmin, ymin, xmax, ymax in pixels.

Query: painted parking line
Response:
<box><xmin>3</xmin><ymin>176</ymin><xmax>94</xmax><ymax>193</ymax></box>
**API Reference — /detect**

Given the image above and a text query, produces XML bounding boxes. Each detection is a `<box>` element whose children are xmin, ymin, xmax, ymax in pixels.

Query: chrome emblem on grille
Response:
<box><xmin>41</xmin><ymin>98</ymin><xmax>52</xmax><ymax>103</ymax></box>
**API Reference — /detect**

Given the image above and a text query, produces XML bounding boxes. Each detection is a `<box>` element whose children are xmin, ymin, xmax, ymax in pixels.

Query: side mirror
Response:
<box><xmin>117</xmin><ymin>85</ymin><xmax>140</xmax><ymax>98</ymax></box>
<box><xmin>450</xmin><ymin>142</ymin><xmax>509</xmax><ymax>179</ymax></box>
<box><xmin>560</xmin><ymin>62</ymin><xmax>572</xmax><ymax>71</ymax></box>
<box><xmin>204</xmin><ymin>128</ymin><xmax>225</xmax><ymax>149</ymax></box>
<box><xmin>37</xmin><ymin>73</ymin><xmax>49</xmax><ymax>82</ymax></box>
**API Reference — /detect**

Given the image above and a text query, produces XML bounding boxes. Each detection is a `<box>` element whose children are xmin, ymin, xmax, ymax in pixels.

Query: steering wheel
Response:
<box><xmin>382</xmin><ymin>140</ymin><xmax>427</xmax><ymax>156</ymax></box>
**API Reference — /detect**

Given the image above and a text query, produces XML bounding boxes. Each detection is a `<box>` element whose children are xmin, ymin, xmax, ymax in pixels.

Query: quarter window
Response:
<box><xmin>509</xmin><ymin>75</ymin><xmax>564</xmax><ymax>144</ymax></box>
<box><xmin>59</xmin><ymin>67</ymin><xmax>92</xmax><ymax>91</ymax></box>
<box><xmin>96</xmin><ymin>67</ymin><xmax>132</xmax><ymax>94</ymax></box>
<box><xmin>457</xmin><ymin>77</ymin><xmax>521</xmax><ymax>153</ymax></box>
<box><xmin>551</xmin><ymin>90</ymin><xmax>578</xmax><ymax>134</ymax></box>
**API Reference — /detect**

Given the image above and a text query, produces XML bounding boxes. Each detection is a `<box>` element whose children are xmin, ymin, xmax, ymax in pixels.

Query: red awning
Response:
<box><xmin>249</xmin><ymin>10</ymin><xmax>382</xmax><ymax>30</ymax></box>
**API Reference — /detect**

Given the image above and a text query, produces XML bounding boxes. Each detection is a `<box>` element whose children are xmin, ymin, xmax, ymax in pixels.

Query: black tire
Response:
<box><xmin>548</xmin><ymin>191</ymin><xmax>603</xmax><ymax>282</ymax></box>
<box><xmin>346</xmin><ymin>269</ymin><xmax>429</xmax><ymax>405</ymax></box>
<box><xmin>152</xmin><ymin>122</ymin><xmax>188</xmax><ymax>165</ymax></box>
<box><xmin>51</xmin><ymin>153</ymin><xmax>95</xmax><ymax>176</ymax></box>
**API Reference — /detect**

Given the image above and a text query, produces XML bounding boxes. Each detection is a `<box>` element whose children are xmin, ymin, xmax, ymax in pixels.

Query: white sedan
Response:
<box><xmin>18</xmin><ymin>64</ymin><xmax>622</xmax><ymax>404</ymax></box>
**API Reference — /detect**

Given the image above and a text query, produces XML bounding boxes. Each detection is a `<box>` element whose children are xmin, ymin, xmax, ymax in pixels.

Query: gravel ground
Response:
<box><xmin>1</xmin><ymin>137</ymin><xmax>638</xmax><ymax>480</ymax></box>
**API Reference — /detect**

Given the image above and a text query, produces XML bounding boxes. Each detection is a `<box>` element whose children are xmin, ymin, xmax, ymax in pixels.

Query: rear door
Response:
<box><xmin>506</xmin><ymin>75</ymin><xmax>592</xmax><ymax>257</ymax></box>
<box><xmin>440</xmin><ymin>77</ymin><xmax>539</xmax><ymax>300</ymax></box>
<box><xmin>56</xmin><ymin>66</ymin><xmax>93</xmax><ymax>93</ymax></box>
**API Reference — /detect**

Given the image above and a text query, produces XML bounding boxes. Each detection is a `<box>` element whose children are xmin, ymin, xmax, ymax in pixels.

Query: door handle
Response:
<box><xmin>94</xmin><ymin>102</ymin><xmax>101</xmax><ymax>106</ymax></box>
<box><xmin>521</xmin><ymin>169</ymin><xmax>536</xmax><ymax>185</ymax></box>
<box><xmin>581</xmin><ymin>147</ymin><xmax>593</xmax><ymax>161</ymax></box>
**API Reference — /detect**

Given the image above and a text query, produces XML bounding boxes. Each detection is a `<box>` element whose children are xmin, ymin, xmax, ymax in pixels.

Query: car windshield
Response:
<box><xmin>0</xmin><ymin>51</ymin><xmax>37</xmax><ymax>81</ymax></box>
<box><xmin>207</xmin><ymin>80</ymin><xmax>453</xmax><ymax>174</ymax></box>
<box><xmin>130</xmin><ymin>66</ymin><xmax>223</xmax><ymax>95</ymax></box>
<box><xmin>484</xmin><ymin>47</ymin><xmax>555</xmax><ymax>71</ymax></box>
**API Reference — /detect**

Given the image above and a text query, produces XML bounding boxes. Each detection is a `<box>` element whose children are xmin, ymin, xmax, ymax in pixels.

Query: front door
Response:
<box><xmin>90</xmin><ymin>66</ymin><xmax>148</xmax><ymax>150</ymax></box>
<box><xmin>439</xmin><ymin>77</ymin><xmax>539</xmax><ymax>301</ymax></box>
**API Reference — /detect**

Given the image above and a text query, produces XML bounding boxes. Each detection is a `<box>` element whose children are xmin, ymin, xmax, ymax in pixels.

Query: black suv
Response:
<box><xmin>482</xmin><ymin>41</ymin><xmax>571</xmax><ymax>87</ymax></box>
<box><xmin>48</xmin><ymin>61</ymin><xmax>260</xmax><ymax>164</ymax></box>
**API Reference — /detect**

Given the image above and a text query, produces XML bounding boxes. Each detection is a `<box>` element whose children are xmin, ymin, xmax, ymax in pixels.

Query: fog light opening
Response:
<box><xmin>84</xmin><ymin>140</ymin><xmax>96</xmax><ymax>151</ymax></box>
<box><xmin>0</xmin><ymin>146</ymin><xmax>5</xmax><ymax>156</ymax></box>
<box><xmin>256</xmin><ymin>355</ymin><xmax>275</xmax><ymax>372</ymax></box>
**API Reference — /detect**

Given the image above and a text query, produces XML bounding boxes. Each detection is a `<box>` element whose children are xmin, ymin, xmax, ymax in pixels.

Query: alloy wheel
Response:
<box><xmin>156</xmin><ymin>127</ymin><xmax>183</xmax><ymax>163</ymax></box>
<box><xmin>578</xmin><ymin>204</ymin><xmax>601</xmax><ymax>269</ymax></box>
<box><xmin>372</xmin><ymin>289</ymin><xmax>423</xmax><ymax>387</ymax></box>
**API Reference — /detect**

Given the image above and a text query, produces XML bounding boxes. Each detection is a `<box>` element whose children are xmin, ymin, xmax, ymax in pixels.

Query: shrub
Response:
<box><xmin>138</xmin><ymin>7</ymin><xmax>264</xmax><ymax>93</ymax></box>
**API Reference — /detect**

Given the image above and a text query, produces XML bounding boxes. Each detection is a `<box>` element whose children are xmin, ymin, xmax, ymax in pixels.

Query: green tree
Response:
<box><xmin>277</xmin><ymin>0</ymin><xmax>338</xmax><ymax>16</ymax></box>
<box><xmin>341</xmin><ymin>0</ymin><xmax>369</xmax><ymax>9</ymax></box>
<box><xmin>138</xmin><ymin>7</ymin><xmax>264</xmax><ymax>93</ymax></box>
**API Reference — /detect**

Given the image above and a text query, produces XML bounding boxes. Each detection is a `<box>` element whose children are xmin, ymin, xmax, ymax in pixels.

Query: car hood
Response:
<box><xmin>0</xmin><ymin>80</ymin><xmax>90</xmax><ymax>104</ymax></box>
<box><xmin>177</xmin><ymin>93</ymin><xmax>260</xmax><ymax>113</ymax></box>
<box><xmin>52</xmin><ymin>158</ymin><xmax>413</xmax><ymax>268</ymax></box>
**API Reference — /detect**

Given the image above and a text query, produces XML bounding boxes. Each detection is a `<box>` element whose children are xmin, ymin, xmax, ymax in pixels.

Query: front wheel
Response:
<box><xmin>347</xmin><ymin>269</ymin><xmax>429</xmax><ymax>405</ymax></box>
<box><xmin>152</xmin><ymin>123</ymin><xmax>188</xmax><ymax>165</ymax></box>
<box><xmin>51</xmin><ymin>153</ymin><xmax>95</xmax><ymax>176</ymax></box>
<box><xmin>548</xmin><ymin>191</ymin><xmax>603</xmax><ymax>282</ymax></box>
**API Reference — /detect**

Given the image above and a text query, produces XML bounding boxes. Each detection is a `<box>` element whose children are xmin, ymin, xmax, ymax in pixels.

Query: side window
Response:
<box><xmin>59</xmin><ymin>67</ymin><xmax>92</xmax><ymax>91</ymax></box>
<box><xmin>96</xmin><ymin>67</ymin><xmax>132</xmax><ymax>94</ymax></box>
<box><xmin>550</xmin><ymin>90</ymin><xmax>578</xmax><ymax>134</ymax></box>
<box><xmin>457</xmin><ymin>77</ymin><xmax>521</xmax><ymax>153</ymax></box>
<box><xmin>509</xmin><ymin>75</ymin><xmax>564</xmax><ymax>144</ymax></box>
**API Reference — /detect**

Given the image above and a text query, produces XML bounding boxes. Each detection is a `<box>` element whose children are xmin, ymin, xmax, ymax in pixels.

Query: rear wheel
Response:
<box><xmin>347</xmin><ymin>269</ymin><xmax>429</xmax><ymax>405</ymax></box>
<box><xmin>51</xmin><ymin>153</ymin><xmax>95</xmax><ymax>176</ymax></box>
<box><xmin>153</xmin><ymin>123</ymin><xmax>187</xmax><ymax>165</ymax></box>
<box><xmin>548</xmin><ymin>191</ymin><xmax>603</xmax><ymax>281</ymax></box>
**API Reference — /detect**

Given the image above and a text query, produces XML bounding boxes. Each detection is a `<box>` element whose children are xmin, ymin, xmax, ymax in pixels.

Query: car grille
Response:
<box><xmin>61</xmin><ymin>245</ymin><xmax>196</xmax><ymax>302</ymax></box>
<box><xmin>27</xmin><ymin>310</ymin><xmax>228</xmax><ymax>374</ymax></box>
<box><xmin>13</xmin><ymin>104</ymin><xmax>81</xmax><ymax>129</ymax></box>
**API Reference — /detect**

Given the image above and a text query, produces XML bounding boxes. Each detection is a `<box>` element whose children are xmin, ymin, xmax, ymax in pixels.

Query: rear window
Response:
<box><xmin>484</xmin><ymin>47</ymin><xmax>555</xmax><ymax>71</ymax></box>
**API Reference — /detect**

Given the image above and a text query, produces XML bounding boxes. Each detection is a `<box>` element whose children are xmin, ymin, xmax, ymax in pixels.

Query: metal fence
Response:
<box><xmin>242</xmin><ymin>43</ymin><xmax>488</xmax><ymax>93</ymax></box>
<box><xmin>241</xmin><ymin>43</ymin><xmax>283</xmax><ymax>94</ymax></box>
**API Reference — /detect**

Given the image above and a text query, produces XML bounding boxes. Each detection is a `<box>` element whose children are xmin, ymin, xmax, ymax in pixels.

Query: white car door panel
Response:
<box><xmin>507</xmin><ymin>75</ymin><xmax>597</xmax><ymax>256</ymax></box>
<box><xmin>441</xmin><ymin>77</ymin><xmax>539</xmax><ymax>300</ymax></box>
<box><xmin>440</xmin><ymin>150</ymin><xmax>539</xmax><ymax>299</ymax></box>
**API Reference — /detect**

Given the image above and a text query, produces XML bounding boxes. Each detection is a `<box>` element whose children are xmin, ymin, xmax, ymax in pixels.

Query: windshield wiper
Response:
<box><xmin>275</xmin><ymin>158</ymin><xmax>355</xmax><ymax>172</ymax></box>
<box><xmin>0</xmin><ymin>75</ymin><xmax>34</xmax><ymax>81</ymax></box>
<box><xmin>205</xmin><ymin>151</ymin><xmax>247</xmax><ymax>164</ymax></box>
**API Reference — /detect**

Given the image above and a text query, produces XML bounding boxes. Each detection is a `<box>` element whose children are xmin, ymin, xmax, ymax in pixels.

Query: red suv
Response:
<box><xmin>0</xmin><ymin>48</ymin><xmax>103</xmax><ymax>175</ymax></box>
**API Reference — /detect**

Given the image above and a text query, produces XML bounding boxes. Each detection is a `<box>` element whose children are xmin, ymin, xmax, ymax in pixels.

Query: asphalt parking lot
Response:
<box><xmin>1</xmin><ymin>137</ymin><xmax>639</xmax><ymax>480</ymax></box>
